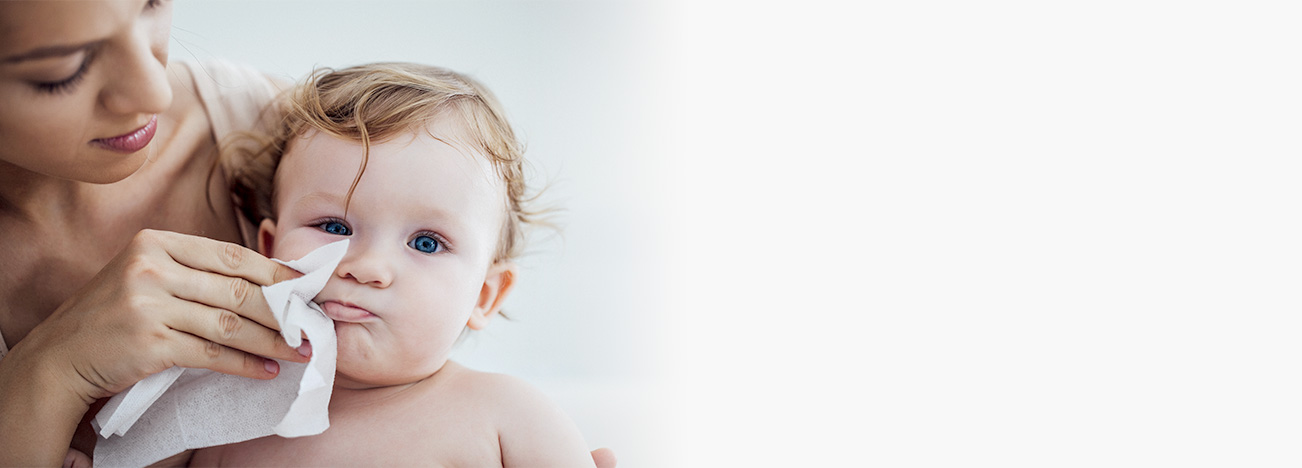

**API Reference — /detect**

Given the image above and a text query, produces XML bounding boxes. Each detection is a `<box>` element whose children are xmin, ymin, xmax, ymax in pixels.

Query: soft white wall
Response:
<box><xmin>172</xmin><ymin>2</ymin><xmax>673</xmax><ymax>465</ymax></box>
<box><xmin>652</xmin><ymin>2</ymin><xmax>1302</xmax><ymax>467</ymax></box>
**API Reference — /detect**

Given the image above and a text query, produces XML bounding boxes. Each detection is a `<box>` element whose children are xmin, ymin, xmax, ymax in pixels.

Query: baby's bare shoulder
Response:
<box><xmin>413</xmin><ymin>362</ymin><xmax>545</xmax><ymax>421</ymax></box>
<box><xmin>444</xmin><ymin>363</ymin><xmax>544</xmax><ymax>399</ymax></box>
<box><xmin>435</xmin><ymin>363</ymin><xmax>596</xmax><ymax>467</ymax></box>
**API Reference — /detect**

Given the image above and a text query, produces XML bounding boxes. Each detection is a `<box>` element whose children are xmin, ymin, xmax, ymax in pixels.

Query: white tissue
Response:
<box><xmin>92</xmin><ymin>240</ymin><xmax>348</xmax><ymax>467</ymax></box>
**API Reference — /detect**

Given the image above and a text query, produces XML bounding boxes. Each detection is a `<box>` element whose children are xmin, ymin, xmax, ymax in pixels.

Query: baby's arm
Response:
<box><xmin>147</xmin><ymin>449</ymin><xmax>194</xmax><ymax>467</ymax></box>
<box><xmin>62</xmin><ymin>446</ymin><xmax>193</xmax><ymax>467</ymax></box>
<box><xmin>490</xmin><ymin>375</ymin><xmax>598</xmax><ymax>468</ymax></box>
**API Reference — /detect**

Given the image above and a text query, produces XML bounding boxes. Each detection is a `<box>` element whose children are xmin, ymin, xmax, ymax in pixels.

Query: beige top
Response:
<box><xmin>0</xmin><ymin>60</ymin><xmax>287</xmax><ymax>361</ymax></box>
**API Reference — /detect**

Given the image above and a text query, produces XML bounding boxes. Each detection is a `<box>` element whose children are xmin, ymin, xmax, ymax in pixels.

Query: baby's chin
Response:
<box><xmin>333</xmin><ymin>368</ymin><xmax>442</xmax><ymax>390</ymax></box>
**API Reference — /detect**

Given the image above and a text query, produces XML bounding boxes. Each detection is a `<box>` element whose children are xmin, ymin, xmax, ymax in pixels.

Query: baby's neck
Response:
<box><xmin>329</xmin><ymin>360</ymin><xmax>462</xmax><ymax>409</ymax></box>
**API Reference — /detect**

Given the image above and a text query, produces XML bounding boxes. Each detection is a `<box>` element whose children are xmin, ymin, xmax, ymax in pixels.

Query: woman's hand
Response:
<box><xmin>35</xmin><ymin>229</ymin><xmax>311</xmax><ymax>402</ymax></box>
<box><xmin>0</xmin><ymin>229</ymin><xmax>309</xmax><ymax>465</ymax></box>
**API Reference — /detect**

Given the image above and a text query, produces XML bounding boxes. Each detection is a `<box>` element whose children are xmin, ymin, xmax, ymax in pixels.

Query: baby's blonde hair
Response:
<box><xmin>232</xmin><ymin>62</ymin><xmax>534</xmax><ymax>262</ymax></box>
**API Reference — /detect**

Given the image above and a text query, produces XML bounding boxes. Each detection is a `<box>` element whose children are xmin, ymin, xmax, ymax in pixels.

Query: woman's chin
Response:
<box><xmin>71</xmin><ymin>149</ymin><xmax>152</xmax><ymax>184</ymax></box>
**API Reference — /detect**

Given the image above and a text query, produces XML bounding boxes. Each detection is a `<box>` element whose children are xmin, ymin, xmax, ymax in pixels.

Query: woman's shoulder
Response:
<box><xmin>168</xmin><ymin>60</ymin><xmax>291</xmax><ymax>143</ymax></box>
<box><xmin>144</xmin><ymin>61</ymin><xmax>288</xmax><ymax>249</ymax></box>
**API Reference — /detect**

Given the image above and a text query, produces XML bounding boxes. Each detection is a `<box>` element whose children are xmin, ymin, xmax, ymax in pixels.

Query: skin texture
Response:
<box><xmin>191</xmin><ymin>124</ymin><xmax>596</xmax><ymax>466</ymax></box>
<box><xmin>0</xmin><ymin>1</ymin><xmax>306</xmax><ymax>464</ymax></box>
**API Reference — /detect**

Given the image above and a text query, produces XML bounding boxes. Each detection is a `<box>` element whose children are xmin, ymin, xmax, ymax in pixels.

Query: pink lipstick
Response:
<box><xmin>92</xmin><ymin>115</ymin><xmax>157</xmax><ymax>153</ymax></box>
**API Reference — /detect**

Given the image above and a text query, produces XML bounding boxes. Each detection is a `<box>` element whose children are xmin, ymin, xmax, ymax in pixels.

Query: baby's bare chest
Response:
<box><xmin>193</xmin><ymin>395</ymin><xmax>503</xmax><ymax>466</ymax></box>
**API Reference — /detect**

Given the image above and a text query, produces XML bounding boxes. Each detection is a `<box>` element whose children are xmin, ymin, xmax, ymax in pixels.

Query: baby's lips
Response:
<box><xmin>320</xmin><ymin>300</ymin><xmax>379</xmax><ymax>322</ymax></box>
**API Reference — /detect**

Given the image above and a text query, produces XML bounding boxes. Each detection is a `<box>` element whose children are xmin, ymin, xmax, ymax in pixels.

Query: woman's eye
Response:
<box><xmin>409</xmin><ymin>235</ymin><xmax>441</xmax><ymax>254</ymax></box>
<box><xmin>35</xmin><ymin>53</ymin><xmax>95</xmax><ymax>95</ymax></box>
<box><xmin>319</xmin><ymin>221</ymin><xmax>351</xmax><ymax>236</ymax></box>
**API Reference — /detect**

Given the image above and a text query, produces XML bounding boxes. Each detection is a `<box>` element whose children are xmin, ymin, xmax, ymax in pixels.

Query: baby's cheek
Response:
<box><xmin>275</xmin><ymin>229</ymin><xmax>334</xmax><ymax>261</ymax></box>
<box><xmin>395</xmin><ymin>318</ymin><xmax>460</xmax><ymax>363</ymax></box>
<box><xmin>333</xmin><ymin>325</ymin><xmax>376</xmax><ymax>372</ymax></box>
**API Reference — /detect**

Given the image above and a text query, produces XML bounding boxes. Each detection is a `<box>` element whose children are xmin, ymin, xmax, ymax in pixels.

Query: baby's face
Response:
<box><xmin>261</xmin><ymin>123</ymin><xmax>510</xmax><ymax>389</ymax></box>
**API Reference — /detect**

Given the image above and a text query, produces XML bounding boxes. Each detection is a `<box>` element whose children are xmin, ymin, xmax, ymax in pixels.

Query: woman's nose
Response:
<box><xmin>335</xmin><ymin>242</ymin><xmax>394</xmax><ymax>288</ymax></box>
<box><xmin>99</xmin><ymin>25</ymin><xmax>171</xmax><ymax>116</ymax></box>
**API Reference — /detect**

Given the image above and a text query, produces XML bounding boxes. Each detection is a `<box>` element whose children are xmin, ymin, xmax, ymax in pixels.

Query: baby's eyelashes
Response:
<box><xmin>311</xmin><ymin>219</ymin><xmax>448</xmax><ymax>255</ymax></box>
<box><xmin>317</xmin><ymin>219</ymin><xmax>351</xmax><ymax>236</ymax></box>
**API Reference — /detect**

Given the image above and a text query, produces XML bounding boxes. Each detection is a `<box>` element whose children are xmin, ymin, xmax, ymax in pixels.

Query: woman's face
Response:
<box><xmin>0</xmin><ymin>0</ymin><xmax>173</xmax><ymax>184</ymax></box>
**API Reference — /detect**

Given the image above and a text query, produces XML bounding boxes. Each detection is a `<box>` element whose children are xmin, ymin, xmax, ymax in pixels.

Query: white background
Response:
<box><xmin>177</xmin><ymin>1</ymin><xmax>1302</xmax><ymax>466</ymax></box>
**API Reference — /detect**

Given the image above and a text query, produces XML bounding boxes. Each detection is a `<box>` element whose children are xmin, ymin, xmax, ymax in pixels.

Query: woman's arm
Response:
<box><xmin>0</xmin><ymin>230</ymin><xmax>308</xmax><ymax>465</ymax></box>
<box><xmin>0</xmin><ymin>346</ymin><xmax>89</xmax><ymax>466</ymax></box>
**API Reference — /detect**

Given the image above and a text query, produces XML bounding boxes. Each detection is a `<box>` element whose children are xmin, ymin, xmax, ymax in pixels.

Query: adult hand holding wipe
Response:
<box><xmin>92</xmin><ymin>240</ymin><xmax>349</xmax><ymax>467</ymax></box>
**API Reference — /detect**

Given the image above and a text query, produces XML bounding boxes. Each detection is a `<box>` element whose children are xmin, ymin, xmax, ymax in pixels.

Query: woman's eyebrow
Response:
<box><xmin>3</xmin><ymin>40</ymin><xmax>98</xmax><ymax>64</ymax></box>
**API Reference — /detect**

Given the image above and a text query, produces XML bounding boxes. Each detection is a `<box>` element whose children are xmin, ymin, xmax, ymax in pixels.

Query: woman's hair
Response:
<box><xmin>230</xmin><ymin>62</ymin><xmax>536</xmax><ymax>262</ymax></box>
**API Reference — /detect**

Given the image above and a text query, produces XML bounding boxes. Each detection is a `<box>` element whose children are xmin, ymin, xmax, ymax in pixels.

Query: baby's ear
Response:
<box><xmin>467</xmin><ymin>261</ymin><xmax>518</xmax><ymax>330</ymax></box>
<box><xmin>257</xmin><ymin>218</ymin><xmax>278</xmax><ymax>258</ymax></box>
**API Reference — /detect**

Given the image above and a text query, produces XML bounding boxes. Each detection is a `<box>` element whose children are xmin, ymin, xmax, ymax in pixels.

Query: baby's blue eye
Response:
<box><xmin>409</xmin><ymin>235</ymin><xmax>440</xmax><ymax>253</ymax></box>
<box><xmin>320</xmin><ymin>221</ymin><xmax>351</xmax><ymax>236</ymax></box>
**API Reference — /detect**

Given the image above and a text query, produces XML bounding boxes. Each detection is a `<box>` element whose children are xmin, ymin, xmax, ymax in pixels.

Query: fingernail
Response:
<box><xmin>297</xmin><ymin>341</ymin><xmax>313</xmax><ymax>358</ymax></box>
<box><xmin>265</xmin><ymin>359</ymin><xmax>279</xmax><ymax>374</ymax></box>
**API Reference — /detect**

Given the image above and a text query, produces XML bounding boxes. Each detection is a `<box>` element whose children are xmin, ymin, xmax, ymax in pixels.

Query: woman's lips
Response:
<box><xmin>321</xmin><ymin>300</ymin><xmax>378</xmax><ymax>322</ymax></box>
<box><xmin>92</xmin><ymin>115</ymin><xmax>157</xmax><ymax>153</ymax></box>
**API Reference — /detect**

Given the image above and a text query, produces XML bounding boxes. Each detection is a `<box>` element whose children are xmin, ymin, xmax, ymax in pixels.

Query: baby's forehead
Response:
<box><xmin>287</xmin><ymin>116</ymin><xmax>489</xmax><ymax>163</ymax></box>
<box><xmin>275</xmin><ymin>125</ymin><xmax>509</xmax><ymax>212</ymax></box>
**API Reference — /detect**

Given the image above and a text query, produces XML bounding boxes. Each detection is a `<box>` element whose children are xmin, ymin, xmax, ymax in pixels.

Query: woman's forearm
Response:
<box><xmin>0</xmin><ymin>341</ymin><xmax>90</xmax><ymax>466</ymax></box>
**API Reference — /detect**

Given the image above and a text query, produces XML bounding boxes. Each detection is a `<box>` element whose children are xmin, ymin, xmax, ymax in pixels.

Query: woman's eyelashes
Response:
<box><xmin>33</xmin><ymin>0</ymin><xmax>161</xmax><ymax>95</ymax></box>
<box><xmin>35</xmin><ymin>51</ymin><xmax>97</xmax><ymax>95</ymax></box>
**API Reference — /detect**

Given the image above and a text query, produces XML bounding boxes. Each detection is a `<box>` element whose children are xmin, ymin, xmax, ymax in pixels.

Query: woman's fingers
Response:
<box><xmin>36</xmin><ymin>230</ymin><xmax>313</xmax><ymax>402</ymax></box>
<box><xmin>168</xmin><ymin>332</ymin><xmax>281</xmax><ymax>380</ymax></box>
<box><xmin>167</xmin><ymin>266</ymin><xmax>282</xmax><ymax>332</ymax></box>
<box><xmin>165</xmin><ymin>301</ymin><xmax>310</xmax><ymax>364</ymax></box>
<box><xmin>142</xmin><ymin>229</ymin><xmax>300</xmax><ymax>287</ymax></box>
<box><xmin>146</xmin><ymin>230</ymin><xmax>315</xmax><ymax>363</ymax></box>
<box><xmin>142</xmin><ymin>230</ymin><xmax>314</xmax><ymax>372</ymax></box>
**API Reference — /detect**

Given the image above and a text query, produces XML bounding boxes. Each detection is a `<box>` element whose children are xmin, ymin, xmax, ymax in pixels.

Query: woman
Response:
<box><xmin>0</xmin><ymin>0</ymin><xmax>319</xmax><ymax>464</ymax></box>
<box><xmin>0</xmin><ymin>1</ymin><xmax>614</xmax><ymax>466</ymax></box>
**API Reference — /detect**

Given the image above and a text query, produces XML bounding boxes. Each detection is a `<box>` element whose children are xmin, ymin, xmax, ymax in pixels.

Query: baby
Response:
<box><xmin>186</xmin><ymin>63</ymin><xmax>597</xmax><ymax>466</ymax></box>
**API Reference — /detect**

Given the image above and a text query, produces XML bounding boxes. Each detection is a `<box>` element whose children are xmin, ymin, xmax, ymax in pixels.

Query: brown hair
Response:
<box><xmin>230</xmin><ymin>62</ymin><xmax>536</xmax><ymax>262</ymax></box>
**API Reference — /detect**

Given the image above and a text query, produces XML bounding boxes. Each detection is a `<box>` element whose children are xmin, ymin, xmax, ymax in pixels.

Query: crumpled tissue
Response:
<box><xmin>92</xmin><ymin>240</ymin><xmax>348</xmax><ymax>467</ymax></box>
